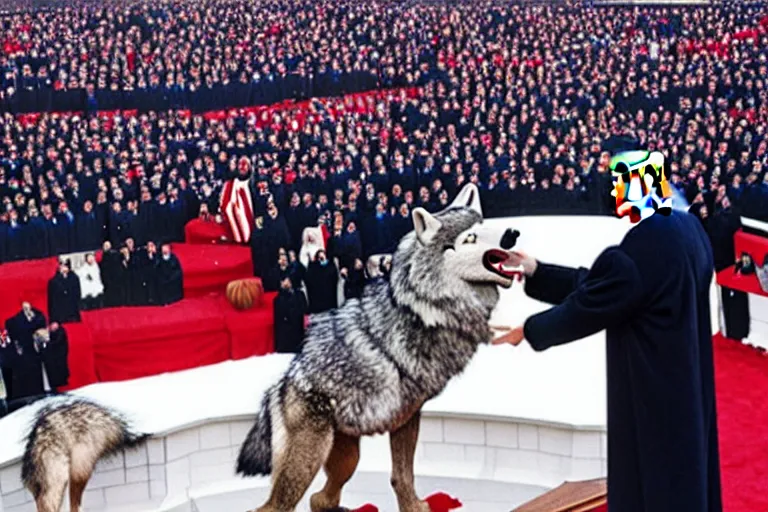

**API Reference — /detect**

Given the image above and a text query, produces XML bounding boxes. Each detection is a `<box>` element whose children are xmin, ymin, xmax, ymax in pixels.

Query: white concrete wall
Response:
<box><xmin>0</xmin><ymin>415</ymin><xmax>605</xmax><ymax>512</ymax></box>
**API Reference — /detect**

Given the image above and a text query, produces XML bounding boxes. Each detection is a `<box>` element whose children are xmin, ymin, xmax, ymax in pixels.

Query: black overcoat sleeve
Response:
<box><xmin>523</xmin><ymin>262</ymin><xmax>591</xmax><ymax>306</ymax></box>
<box><xmin>523</xmin><ymin>248</ymin><xmax>643</xmax><ymax>351</ymax></box>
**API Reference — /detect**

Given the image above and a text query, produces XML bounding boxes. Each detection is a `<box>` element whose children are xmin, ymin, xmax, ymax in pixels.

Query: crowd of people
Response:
<box><xmin>0</xmin><ymin>0</ymin><xmax>421</xmax><ymax>113</ymax></box>
<box><xmin>44</xmin><ymin>241</ymin><xmax>184</xmax><ymax>326</ymax></box>
<box><xmin>0</xmin><ymin>0</ymin><xmax>766</xmax><ymax>305</ymax></box>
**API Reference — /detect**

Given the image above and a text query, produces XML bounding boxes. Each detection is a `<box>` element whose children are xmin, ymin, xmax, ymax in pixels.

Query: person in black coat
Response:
<box><xmin>39</xmin><ymin>322</ymin><xmax>69</xmax><ymax>391</ymax></box>
<box><xmin>114</xmin><ymin>245</ymin><xmax>135</xmax><ymax>307</ymax></box>
<box><xmin>0</xmin><ymin>330</ymin><xmax>15</xmax><ymax>417</ymax></box>
<box><xmin>250</xmin><ymin>216</ymin><xmax>270</xmax><ymax>278</ymax></box>
<box><xmin>287</xmin><ymin>250</ymin><xmax>305</xmax><ymax>290</ymax></box>
<box><xmin>342</xmin><ymin>258</ymin><xmax>366</xmax><ymax>301</ymax></box>
<box><xmin>263</xmin><ymin>203</ymin><xmax>292</xmax><ymax>266</ymax></box>
<box><xmin>4</xmin><ymin>303</ymin><xmax>46</xmax><ymax>402</ymax></box>
<box><xmin>495</xmin><ymin>209</ymin><xmax>721</xmax><ymax>512</ymax></box>
<box><xmin>99</xmin><ymin>241</ymin><xmax>123</xmax><ymax>307</ymax></box>
<box><xmin>25</xmin><ymin>208</ymin><xmax>49</xmax><ymax>259</ymax></box>
<box><xmin>75</xmin><ymin>200</ymin><xmax>103</xmax><ymax>252</ymax></box>
<box><xmin>272</xmin><ymin>276</ymin><xmax>308</xmax><ymax>354</ymax></box>
<box><xmin>304</xmin><ymin>249</ymin><xmax>339</xmax><ymax>314</ymax></box>
<box><xmin>156</xmin><ymin>243</ymin><xmax>184</xmax><ymax>305</ymax></box>
<box><xmin>135</xmin><ymin>241</ymin><xmax>160</xmax><ymax>305</ymax></box>
<box><xmin>46</xmin><ymin>261</ymin><xmax>82</xmax><ymax>324</ymax></box>
<box><xmin>264</xmin><ymin>250</ymin><xmax>292</xmax><ymax>292</ymax></box>
<box><xmin>43</xmin><ymin>206</ymin><xmax>70</xmax><ymax>256</ymax></box>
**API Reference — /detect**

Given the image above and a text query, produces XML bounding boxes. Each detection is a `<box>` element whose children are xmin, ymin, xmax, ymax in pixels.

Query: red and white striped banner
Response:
<box><xmin>220</xmin><ymin>178</ymin><xmax>255</xmax><ymax>243</ymax></box>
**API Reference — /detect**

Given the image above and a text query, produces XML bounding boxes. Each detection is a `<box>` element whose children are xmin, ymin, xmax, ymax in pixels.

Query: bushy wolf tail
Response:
<box><xmin>21</xmin><ymin>398</ymin><xmax>149</xmax><ymax>509</ymax></box>
<box><xmin>236</xmin><ymin>384</ymin><xmax>280</xmax><ymax>476</ymax></box>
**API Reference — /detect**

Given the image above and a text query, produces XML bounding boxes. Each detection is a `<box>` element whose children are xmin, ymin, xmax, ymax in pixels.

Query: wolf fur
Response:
<box><xmin>236</xmin><ymin>184</ymin><xmax>519</xmax><ymax>512</ymax></box>
<box><xmin>21</xmin><ymin>397</ymin><xmax>149</xmax><ymax>512</ymax></box>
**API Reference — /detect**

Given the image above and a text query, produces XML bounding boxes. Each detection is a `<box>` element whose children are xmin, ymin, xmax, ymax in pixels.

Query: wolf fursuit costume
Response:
<box><xmin>21</xmin><ymin>398</ymin><xmax>149</xmax><ymax>512</ymax></box>
<box><xmin>236</xmin><ymin>184</ymin><xmax>520</xmax><ymax>512</ymax></box>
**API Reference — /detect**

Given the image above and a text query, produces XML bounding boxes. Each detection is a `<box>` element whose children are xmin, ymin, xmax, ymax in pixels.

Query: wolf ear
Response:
<box><xmin>412</xmin><ymin>207</ymin><xmax>442</xmax><ymax>246</ymax></box>
<box><xmin>450</xmin><ymin>183</ymin><xmax>482</xmax><ymax>215</ymax></box>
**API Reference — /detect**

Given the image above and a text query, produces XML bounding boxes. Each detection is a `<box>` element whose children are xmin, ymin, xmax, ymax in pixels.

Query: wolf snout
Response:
<box><xmin>500</xmin><ymin>228</ymin><xmax>520</xmax><ymax>249</ymax></box>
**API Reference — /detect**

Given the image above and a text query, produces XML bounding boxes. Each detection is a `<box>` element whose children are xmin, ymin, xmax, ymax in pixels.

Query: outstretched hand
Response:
<box><xmin>492</xmin><ymin>325</ymin><xmax>525</xmax><ymax>346</ymax></box>
<box><xmin>506</xmin><ymin>250</ymin><xmax>538</xmax><ymax>277</ymax></box>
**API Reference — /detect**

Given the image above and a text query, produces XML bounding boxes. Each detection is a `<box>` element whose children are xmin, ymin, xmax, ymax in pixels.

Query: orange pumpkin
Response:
<box><xmin>226</xmin><ymin>278</ymin><xmax>264</xmax><ymax>310</ymax></box>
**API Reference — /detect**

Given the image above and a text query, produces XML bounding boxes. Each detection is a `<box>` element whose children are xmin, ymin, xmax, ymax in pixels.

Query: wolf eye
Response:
<box><xmin>463</xmin><ymin>233</ymin><xmax>477</xmax><ymax>244</ymax></box>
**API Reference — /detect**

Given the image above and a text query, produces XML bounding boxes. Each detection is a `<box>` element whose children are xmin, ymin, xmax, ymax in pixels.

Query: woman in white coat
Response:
<box><xmin>76</xmin><ymin>253</ymin><xmax>105</xmax><ymax>310</ymax></box>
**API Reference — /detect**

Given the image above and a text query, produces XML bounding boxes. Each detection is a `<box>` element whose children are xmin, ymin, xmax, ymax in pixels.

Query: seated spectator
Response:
<box><xmin>76</xmin><ymin>253</ymin><xmax>104</xmax><ymax>310</ymax></box>
<box><xmin>273</xmin><ymin>276</ymin><xmax>308</xmax><ymax>354</ymax></box>
<box><xmin>47</xmin><ymin>260</ymin><xmax>82</xmax><ymax>324</ymax></box>
<box><xmin>157</xmin><ymin>243</ymin><xmax>184</xmax><ymax>306</ymax></box>
<box><xmin>304</xmin><ymin>249</ymin><xmax>339</xmax><ymax>314</ymax></box>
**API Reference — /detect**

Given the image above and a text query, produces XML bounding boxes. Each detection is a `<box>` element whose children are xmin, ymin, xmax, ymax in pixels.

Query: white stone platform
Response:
<box><xmin>0</xmin><ymin>216</ymin><xmax>719</xmax><ymax>512</ymax></box>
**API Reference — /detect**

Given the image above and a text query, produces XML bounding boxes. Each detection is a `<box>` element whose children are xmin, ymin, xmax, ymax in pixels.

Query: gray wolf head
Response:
<box><xmin>390</xmin><ymin>184</ymin><xmax>519</xmax><ymax>319</ymax></box>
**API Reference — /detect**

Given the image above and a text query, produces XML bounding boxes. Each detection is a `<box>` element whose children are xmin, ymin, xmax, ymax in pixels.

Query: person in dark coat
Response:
<box><xmin>75</xmin><ymin>200</ymin><xmax>103</xmax><ymax>252</ymax></box>
<box><xmin>25</xmin><ymin>208</ymin><xmax>50</xmax><ymax>259</ymax></box>
<box><xmin>135</xmin><ymin>241</ymin><xmax>160</xmax><ymax>305</ymax></box>
<box><xmin>495</xmin><ymin>208</ymin><xmax>721</xmax><ymax>512</ymax></box>
<box><xmin>263</xmin><ymin>203</ymin><xmax>292</xmax><ymax>267</ymax></box>
<box><xmin>156</xmin><ymin>243</ymin><xmax>184</xmax><ymax>305</ymax></box>
<box><xmin>99</xmin><ymin>241</ymin><xmax>123</xmax><ymax>307</ymax></box>
<box><xmin>287</xmin><ymin>249</ymin><xmax>305</xmax><ymax>291</ymax></box>
<box><xmin>0</xmin><ymin>330</ymin><xmax>15</xmax><ymax>417</ymax></box>
<box><xmin>250</xmin><ymin>216</ymin><xmax>270</xmax><ymax>278</ymax></box>
<box><xmin>46</xmin><ymin>261</ymin><xmax>82</xmax><ymax>323</ymax></box>
<box><xmin>39</xmin><ymin>322</ymin><xmax>69</xmax><ymax>391</ymax></box>
<box><xmin>4</xmin><ymin>302</ymin><xmax>46</xmax><ymax>402</ymax></box>
<box><xmin>342</xmin><ymin>258</ymin><xmax>366</xmax><ymax>301</ymax></box>
<box><xmin>114</xmin><ymin>245</ymin><xmax>135</xmax><ymax>307</ymax></box>
<box><xmin>272</xmin><ymin>276</ymin><xmax>308</xmax><ymax>354</ymax></box>
<box><xmin>304</xmin><ymin>249</ymin><xmax>339</xmax><ymax>314</ymax></box>
<box><xmin>264</xmin><ymin>250</ymin><xmax>292</xmax><ymax>292</ymax></box>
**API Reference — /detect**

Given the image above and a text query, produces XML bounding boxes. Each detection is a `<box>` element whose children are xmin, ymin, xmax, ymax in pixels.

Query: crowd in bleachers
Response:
<box><xmin>0</xmin><ymin>0</ymin><xmax>767</xmax><ymax>275</ymax></box>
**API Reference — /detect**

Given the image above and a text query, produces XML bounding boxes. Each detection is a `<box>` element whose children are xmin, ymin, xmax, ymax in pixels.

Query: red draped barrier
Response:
<box><xmin>86</xmin><ymin>296</ymin><xmax>233</xmax><ymax>382</ymax></box>
<box><xmin>172</xmin><ymin>244</ymin><xmax>253</xmax><ymax>297</ymax></box>
<box><xmin>184</xmin><ymin>218</ymin><xmax>231</xmax><ymax>245</ymax></box>
<box><xmin>223</xmin><ymin>292</ymin><xmax>277</xmax><ymax>360</ymax></box>
<box><xmin>0</xmin><ymin>244</ymin><xmax>271</xmax><ymax>388</ymax></box>
<box><xmin>59</xmin><ymin>320</ymin><xmax>97</xmax><ymax>391</ymax></box>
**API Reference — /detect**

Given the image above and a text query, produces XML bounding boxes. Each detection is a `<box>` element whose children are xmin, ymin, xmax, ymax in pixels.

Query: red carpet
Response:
<box><xmin>714</xmin><ymin>334</ymin><xmax>768</xmax><ymax>512</ymax></box>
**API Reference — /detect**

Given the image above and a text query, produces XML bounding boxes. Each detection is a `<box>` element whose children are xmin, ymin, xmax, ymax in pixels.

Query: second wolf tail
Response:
<box><xmin>236</xmin><ymin>385</ymin><xmax>277</xmax><ymax>476</ymax></box>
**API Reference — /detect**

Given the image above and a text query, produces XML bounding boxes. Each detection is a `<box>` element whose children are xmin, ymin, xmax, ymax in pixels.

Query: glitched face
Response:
<box><xmin>610</xmin><ymin>151</ymin><xmax>673</xmax><ymax>224</ymax></box>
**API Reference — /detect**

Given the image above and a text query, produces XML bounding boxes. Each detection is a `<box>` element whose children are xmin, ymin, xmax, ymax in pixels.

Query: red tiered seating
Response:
<box><xmin>0</xmin><ymin>244</ymin><xmax>274</xmax><ymax>390</ymax></box>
